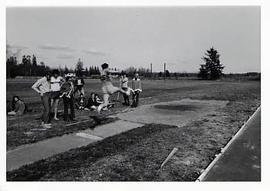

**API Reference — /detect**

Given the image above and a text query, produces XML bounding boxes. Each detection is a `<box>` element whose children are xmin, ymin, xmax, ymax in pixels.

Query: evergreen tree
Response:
<box><xmin>75</xmin><ymin>58</ymin><xmax>84</xmax><ymax>75</ymax></box>
<box><xmin>198</xmin><ymin>47</ymin><xmax>224</xmax><ymax>80</ymax></box>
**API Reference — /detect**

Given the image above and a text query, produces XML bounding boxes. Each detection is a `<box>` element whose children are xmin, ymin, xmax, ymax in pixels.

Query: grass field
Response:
<box><xmin>6</xmin><ymin>78</ymin><xmax>260</xmax><ymax>181</ymax></box>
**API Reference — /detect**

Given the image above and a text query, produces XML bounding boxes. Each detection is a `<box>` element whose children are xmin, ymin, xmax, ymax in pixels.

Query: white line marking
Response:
<box><xmin>76</xmin><ymin>133</ymin><xmax>103</xmax><ymax>141</ymax></box>
<box><xmin>196</xmin><ymin>106</ymin><xmax>261</xmax><ymax>182</ymax></box>
<box><xmin>65</xmin><ymin>120</ymin><xmax>91</xmax><ymax>127</ymax></box>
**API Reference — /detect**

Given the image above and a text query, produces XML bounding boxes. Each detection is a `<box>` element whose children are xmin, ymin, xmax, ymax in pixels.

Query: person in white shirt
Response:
<box><xmin>50</xmin><ymin>69</ymin><xmax>64</xmax><ymax>120</ymax></box>
<box><xmin>120</xmin><ymin>72</ymin><xmax>131</xmax><ymax>106</ymax></box>
<box><xmin>131</xmin><ymin>73</ymin><xmax>142</xmax><ymax>107</ymax></box>
<box><xmin>32</xmin><ymin>72</ymin><xmax>52</xmax><ymax>129</ymax></box>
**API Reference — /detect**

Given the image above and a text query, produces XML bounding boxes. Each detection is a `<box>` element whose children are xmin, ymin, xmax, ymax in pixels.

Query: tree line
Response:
<box><xmin>7</xmin><ymin>47</ymin><xmax>225</xmax><ymax>80</ymax></box>
<box><xmin>6</xmin><ymin>55</ymin><xmax>101</xmax><ymax>78</ymax></box>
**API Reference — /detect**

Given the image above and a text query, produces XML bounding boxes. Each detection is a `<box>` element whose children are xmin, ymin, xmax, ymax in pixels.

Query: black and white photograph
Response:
<box><xmin>1</xmin><ymin>0</ymin><xmax>265</xmax><ymax>186</ymax></box>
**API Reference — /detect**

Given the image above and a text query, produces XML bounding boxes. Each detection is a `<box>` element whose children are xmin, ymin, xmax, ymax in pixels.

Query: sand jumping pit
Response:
<box><xmin>116</xmin><ymin>98</ymin><xmax>228</xmax><ymax>127</ymax></box>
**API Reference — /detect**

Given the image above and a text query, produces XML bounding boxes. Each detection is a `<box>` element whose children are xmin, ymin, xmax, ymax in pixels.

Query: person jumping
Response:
<box><xmin>97</xmin><ymin>63</ymin><xmax>128</xmax><ymax>113</ymax></box>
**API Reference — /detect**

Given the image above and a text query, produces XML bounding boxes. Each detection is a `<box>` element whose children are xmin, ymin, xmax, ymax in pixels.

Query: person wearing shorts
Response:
<box><xmin>97</xmin><ymin>63</ymin><xmax>127</xmax><ymax>113</ymax></box>
<box><xmin>50</xmin><ymin>69</ymin><xmax>64</xmax><ymax>120</ymax></box>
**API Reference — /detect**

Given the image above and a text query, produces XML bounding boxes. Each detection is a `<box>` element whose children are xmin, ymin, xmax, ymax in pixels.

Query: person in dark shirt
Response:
<box><xmin>75</xmin><ymin>93</ymin><xmax>87</xmax><ymax>110</ymax></box>
<box><xmin>74</xmin><ymin>74</ymin><xmax>85</xmax><ymax>96</ymax></box>
<box><xmin>86</xmin><ymin>93</ymin><xmax>103</xmax><ymax>110</ymax></box>
<box><xmin>60</xmin><ymin>74</ymin><xmax>76</xmax><ymax>122</ymax></box>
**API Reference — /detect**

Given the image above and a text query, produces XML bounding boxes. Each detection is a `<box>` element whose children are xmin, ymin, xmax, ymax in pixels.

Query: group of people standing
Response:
<box><xmin>30</xmin><ymin>63</ymin><xmax>142</xmax><ymax>129</ymax></box>
<box><xmin>32</xmin><ymin>70</ymin><xmax>85</xmax><ymax>128</ymax></box>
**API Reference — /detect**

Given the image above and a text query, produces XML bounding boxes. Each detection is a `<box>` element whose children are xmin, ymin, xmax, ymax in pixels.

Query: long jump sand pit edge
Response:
<box><xmin>115</xmin><ymin>98</ymin><xmax>229</xmax><ymax>127</ymax></box>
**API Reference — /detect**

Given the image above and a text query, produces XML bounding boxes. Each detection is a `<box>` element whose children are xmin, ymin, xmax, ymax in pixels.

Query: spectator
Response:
<box><xmin>32</xmin><ymin>73</ymin><xmax>52</xmax><ymax>128</ymax></box>
<box><xmin>131</xmin><ymin>73</ymin><xmax>142</xmax><ymax>108</ymax></box>
<box><xmin>85</xmin><ymin>93</ymin><xmax>103</xmax><ymax>110</ymax></box>
<box><xmin>75</xmin><ymin>93</ymin><xmax>87</xmax><ymax>110</ymax></box>
<box><xmin>50</xmin><ymin>69</ymin><xmax>64</xmax><ymax>120</ymax></box>
<box><xmin>74</xmin><ymin>74</ymin><xmax>85</xmax><ymax>96</ymax></box>
<box><xmin>60</xmin><ymin>74</ymin><xmax>76</xmax><ymax>122</ymax></box>
<box><xmin>120</xmin><ymin>72</ymin><xmax>131</xmax><ymax>106</ymax></box>
<box><xmin>7</xmin><ymin>96</ymin><xmax>26</xmax><ymax>116</ymax></box>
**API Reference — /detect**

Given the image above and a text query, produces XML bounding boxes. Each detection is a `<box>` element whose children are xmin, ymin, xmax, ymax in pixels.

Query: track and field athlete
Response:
<box><xmin>97</xmin><ymin>63</ymin><xmax>127</xmax><ymax>113</ymax></box>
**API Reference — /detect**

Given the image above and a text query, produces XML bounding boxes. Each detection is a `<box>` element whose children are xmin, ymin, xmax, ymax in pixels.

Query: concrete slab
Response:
<box><xmin>115</xmin><ymin>99</ymin><xmax>228</xmax><ymax>127</ymax></box>
<box><xmin>82</xmin><ymin>120</ymin><xmax>142</xmax><ymax>138</ymax></box>
<box><xmin>201</xmin><ymin>107</ymin><xmax>261</xmax><ymax>181</ymax></box>
<box><xmin>7</xmin><ymin>120</ymin><xmax>142</xmax><ymax>171</ymax></box>
<box><xmin>7</xmin><ymin>134</ymin><xmax>96</xmax><ymax>171</ymax></box>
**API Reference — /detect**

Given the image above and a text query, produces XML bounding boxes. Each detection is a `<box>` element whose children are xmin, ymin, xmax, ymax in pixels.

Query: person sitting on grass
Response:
<box><xmin>32</xmin><ymin>72</ymin><xmax>52</xmax><ymax>129</ymax></box>
<box><xmin>85</xmin><ymin>93</ymin><xmax>103</xmax><ymax>111</ymax></box>
<box><xmin>60</xmin><ymin>74</ymin><xmax>76</xmax><ymax>122</ymax></box>
<box><xmin>75</xmin><ymin>93</ymin><xmax>87</xmax><ymax>110</ymax></box>
<box><xmin>7</xmin><ymin>96</ymin><xmax>26</xmax><ymax>116</ymax></box>
<box><xmin>131</xmin><ymin>72</ymin><xmax>142</xmax><ymax>108</ymax></box>
<box><xmin>97</xmin><ymin>63</ymin><xmax>128</xmax><ymax>113</ymax></box>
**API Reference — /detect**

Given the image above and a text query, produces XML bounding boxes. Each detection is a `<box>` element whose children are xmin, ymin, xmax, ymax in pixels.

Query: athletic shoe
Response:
<box><xmin>97</xmin><ymin>105</ymin><xmax>102</xmax><ymax>113</ymax></box>
<box><xmin>42</xmin><ymin>123</ymin><xmax>52</xmax><ymax>129</ymax></box>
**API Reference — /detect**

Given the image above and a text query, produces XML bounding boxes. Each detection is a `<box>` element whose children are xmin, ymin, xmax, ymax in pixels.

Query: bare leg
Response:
<box><xmin>54</xmin><ymin>99</ymin><xmax>59</xmax><ymax>120</ymax></box>
<box><xmin>97</xmin><ymin>93</ymin><xmax>110</xmax><ymax>113</ymax></box>
<box><xmin>50</xmin><ymin>99</ymin><xmax>54</xmax><ymax>113</ymax></box>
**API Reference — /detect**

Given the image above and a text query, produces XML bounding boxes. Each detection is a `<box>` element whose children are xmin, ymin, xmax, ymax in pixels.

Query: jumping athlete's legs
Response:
<box><xmin>97</xmin><ymin>93</ymin><xmax>110</xmax><ymax>113</ymax></box>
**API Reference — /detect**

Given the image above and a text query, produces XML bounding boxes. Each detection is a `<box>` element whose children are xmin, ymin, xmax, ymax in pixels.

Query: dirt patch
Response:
<box><xmin>154</xmin><ymin>104</ymin><xmax>200</xmax><ymax>111</ymax></box>
<box><xmin>115</xmin><ymin>99</ymin><xmax>228</xmax><ymax>127</ymax></box>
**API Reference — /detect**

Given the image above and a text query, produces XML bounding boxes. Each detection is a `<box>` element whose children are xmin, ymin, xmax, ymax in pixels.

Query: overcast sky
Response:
<box><xmin>6</xmin><ymin>7</ymin><xmax>260</xmax><ymax>73</ymax></box>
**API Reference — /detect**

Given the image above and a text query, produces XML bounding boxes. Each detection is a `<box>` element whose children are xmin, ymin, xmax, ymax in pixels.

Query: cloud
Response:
<box><xmin>82</xmin><ymin>48</ymin><xmax>106</xmax><ymax>56</ymax></box>
<box><xmin>38</xmin><ymin>44</ymin><xmax>75</xmax><ymax>52</ymax></box>
<box><xmin>56</xmin><ymin>54</ymin><xmax>74</xmax><ymax>59</ymax></box>
<box><xmin>6</xmin><ymin>44</ymin><xmax>28</xmax><ymax>58</ymax></box>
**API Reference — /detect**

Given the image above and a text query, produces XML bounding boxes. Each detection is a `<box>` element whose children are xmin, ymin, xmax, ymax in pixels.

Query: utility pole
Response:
<box><xmin>150</xmin><ymin>63</ymin><xmax>152</xmax><ymax>79</ymax></box>
<box><xmin>164</xmin><ymin>63</ymin><xmax>166</xmax><ymax>81</ymax></box>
